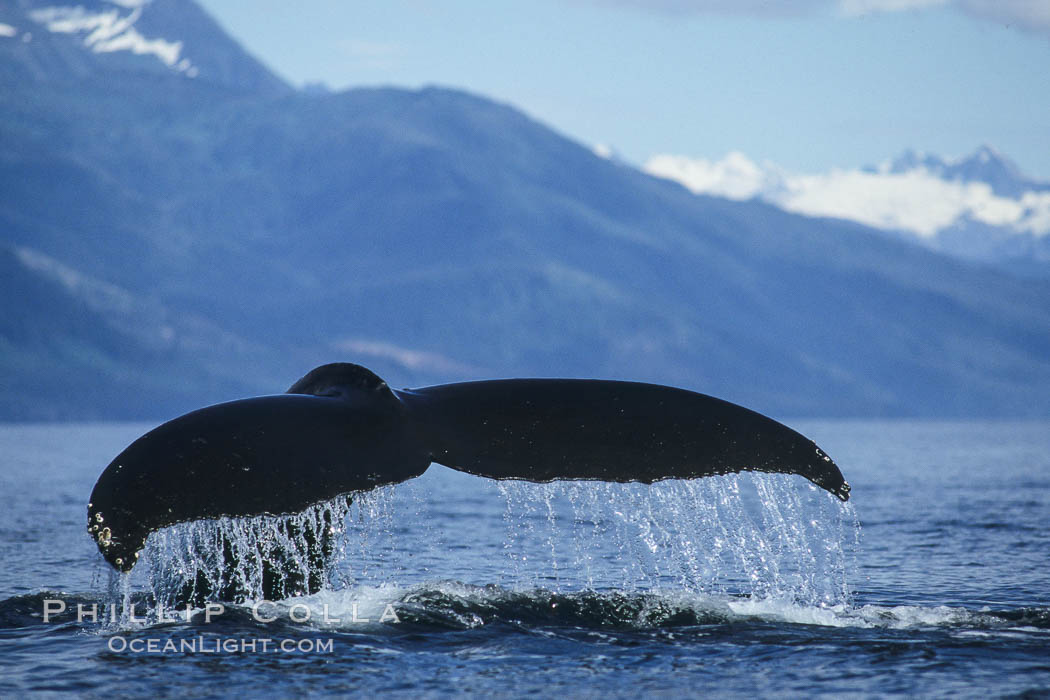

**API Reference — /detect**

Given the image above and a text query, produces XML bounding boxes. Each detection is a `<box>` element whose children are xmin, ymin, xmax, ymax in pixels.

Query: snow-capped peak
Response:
<box><xmin>28</xmin><ymin>1</ymin><xmax>198</xmax><ymax>77</ymax></box>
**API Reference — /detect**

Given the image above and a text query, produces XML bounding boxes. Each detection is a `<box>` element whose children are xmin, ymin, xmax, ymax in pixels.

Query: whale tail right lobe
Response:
<box><xmin>397</xmin><ymin>378</ymin><xmax>850</xmax><ymax>501</ymax></box>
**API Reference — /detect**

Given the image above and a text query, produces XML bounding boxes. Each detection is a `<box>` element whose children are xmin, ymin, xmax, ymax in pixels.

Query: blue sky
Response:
<box><xmin>197</xmin><ymin>0</ymin><xmax>1050</xmax><ymax>178</ymax></box>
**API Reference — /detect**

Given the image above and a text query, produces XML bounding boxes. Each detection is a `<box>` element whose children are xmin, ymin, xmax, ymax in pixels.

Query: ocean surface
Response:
<box><xmin>1</xmin><ymin>420</ymin><xmax>1048</xmax><ymax>698</ymax></box>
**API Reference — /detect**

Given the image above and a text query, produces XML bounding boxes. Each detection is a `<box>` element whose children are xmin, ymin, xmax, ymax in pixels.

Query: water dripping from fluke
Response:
<box><xmin>95</xmin><ymin>474</ymin><xmax>857</xmax><ymax>626</ymax></box>
<box><xmin>493</xmin><ymin>473</ymin><xmax>859</xmax><ymax>607</ymax></box>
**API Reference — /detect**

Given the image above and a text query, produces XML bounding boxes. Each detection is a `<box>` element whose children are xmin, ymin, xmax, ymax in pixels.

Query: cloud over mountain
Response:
<box><xmin>647</xmin><ymin>149</ymin><xmax>1050</xmax><ymax>238</ymax></box>
<box><xmin>645</xmin><ymin>147</ymin><xmax>1050</xmax><ymax>273</ymax></box>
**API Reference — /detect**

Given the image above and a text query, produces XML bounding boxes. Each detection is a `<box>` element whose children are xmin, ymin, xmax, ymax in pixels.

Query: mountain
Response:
<box><xmin>3</xmin><ymin>0</ymin><xmax>1050</xmax><ymax>420</ymax></box>
<box><xmin>884</xmin><ymin>146</ymin><xmax>1050</xmax><ymax>199</ymax></box>
<box><xmin>884</xmin><ymin>147</ymin><xmax>1050</xmax><ymax>275</ymax></box>
<box><xmin>0</xmin><ymin>242</ymin><xmax>273</xmax><ymax>419</ymax></box>
<box><xmin>645</xmin><ymin>147</ymin><xmax>1050</xmax><ymax>278</ymax></box>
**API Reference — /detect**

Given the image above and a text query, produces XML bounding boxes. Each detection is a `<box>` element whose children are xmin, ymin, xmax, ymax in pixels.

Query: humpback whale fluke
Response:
<box><xmin>87</xmin><ymin>363</ymin><xmax>850</xmax><ymax>573</ymax></box>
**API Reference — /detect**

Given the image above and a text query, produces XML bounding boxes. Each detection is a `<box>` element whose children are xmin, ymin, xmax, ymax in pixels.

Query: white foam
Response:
<box><xmin>262</xmin><ymin>585</ymin><xmax>408</xmax><ymax>630</ymax></box>
<box><xmin>265</xmin><ymin>584</ymin><xmax>999</xmax><ymax>632</ymax></box>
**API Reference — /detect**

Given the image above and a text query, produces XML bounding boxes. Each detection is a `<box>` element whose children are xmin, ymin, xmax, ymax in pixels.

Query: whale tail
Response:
<box><xmin>88</xmin><ymin>363</ymin><xmax>849</xmax><ymax>573</ymax></box>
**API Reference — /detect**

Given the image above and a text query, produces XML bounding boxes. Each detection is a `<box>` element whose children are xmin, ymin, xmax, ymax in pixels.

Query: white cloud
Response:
<box><xmin>0</xmin><ymin>23</ymin><xmax>17</xmax><ymax>38</ymax></box>
<box><xmin>839</xmin><ymin>0</ymin><xmax>1050</xmax><ymax>38</ymax></box>
<box><xmin>643</xmin><ymin>152</ymin><xmax>1050</xmax><ymax>238</ymax></box>
<box><xmin>1016</xmin><ymin>191</ymin><xmax>1050</xmax><ymax>235</ymax></box>
<box><xmin>588</xmin><ymin>0</ymin><xmax>826</xmax><ymax>16</ymax></box>
<box><xmin>580</xmin><ymin>0</ymin><xmax>1050</xmax><ymax>37</ymax></box>
<box><xmin>956</xmin><ymin>0</ymin><xmax>1050</xmax><ymax>37</ymax></box>
<box><xmin>645</xmin><ymin>151</ymin><xmax>771</xmax><ymax>200</ymax></box>
<box><xmin>837</xmin><ymin>0</ymin><xmax>950</xmax><ymax>16</ymax></box>
<box><xmin>777</xmin><ymin>170</ymin><xmax>1012</xmax><ymax>237</ymax></box>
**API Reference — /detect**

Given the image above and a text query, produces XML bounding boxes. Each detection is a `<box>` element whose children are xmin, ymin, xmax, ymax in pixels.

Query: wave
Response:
<box><xmin>11</xmin><ymin>473</ymin><xmax>1042</xmax><ymax>641</ymax></box>
<box><xmin>4</xmin><ymin>585</ymin><xmax>1048</xmax><ymax>636</ymax></box>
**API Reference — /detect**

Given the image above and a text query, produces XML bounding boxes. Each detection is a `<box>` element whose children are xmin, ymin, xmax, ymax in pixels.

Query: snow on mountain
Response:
<box><xmin>1</xmin><ymin>0</ymin><xmax>288</xmax><ymax>95</ymax></box>
<box><xmin>645</xmin><ymin>147</ymin><xmax>1050</xmax><ymax>272</ymax></box>
<box><xmin>28</xmin><ymin>0</ymin><xmax>197</xmax><ymax>76</ymax></box>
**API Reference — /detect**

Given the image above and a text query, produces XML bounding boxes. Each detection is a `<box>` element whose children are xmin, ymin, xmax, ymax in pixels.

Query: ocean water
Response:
<box><xmin>1</xmin><ymin>420</ymin><xmax>1048</xmax><ymax>698</ymax></box>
